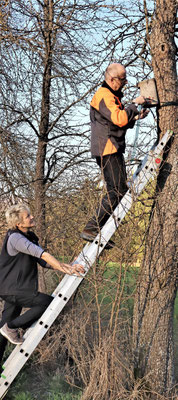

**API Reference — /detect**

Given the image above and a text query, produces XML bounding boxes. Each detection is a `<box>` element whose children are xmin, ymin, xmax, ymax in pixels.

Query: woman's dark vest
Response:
<box><xmin>0</xmin><ymin>229</ymin><xmax>39</xmax><ymax>295</ymax></box>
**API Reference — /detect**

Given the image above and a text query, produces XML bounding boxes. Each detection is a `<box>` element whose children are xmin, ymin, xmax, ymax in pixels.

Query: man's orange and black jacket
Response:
<box><xmin>90</xmin><ymin>81</ymin><xmax>139</xmax><ymax>157</ymax></box>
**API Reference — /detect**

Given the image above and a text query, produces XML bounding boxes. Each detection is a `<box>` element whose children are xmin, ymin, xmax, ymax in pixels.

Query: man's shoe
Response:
<box><xmin>0</xmin><ymin>323</ymin><xmax>23</xmax><ymax>345</ymax></box>
<box><xmin>81</xmin><ymin>229</ymin><xmax>115</xmax><ymax>250</ymax></box>
<box><xmin>80</xmin><ymin>229</ymin><xmax>98</xmax><ymax>242</ymax></box>
<box><xmin>104</xmin><ymin>239</ymin><xmax>115</xmax><ymax>250</ymax></box>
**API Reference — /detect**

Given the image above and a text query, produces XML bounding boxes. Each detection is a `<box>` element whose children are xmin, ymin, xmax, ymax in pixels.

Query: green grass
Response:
<box><xmin>94</xmin><ymin>263</ymin><xmax>138</xmax><ymax>315</ymax></box>
<box><xmin>6</xmin><ymin>371</ymin><xmax>82</xmax><ymax>400</ymax></box>
<box><xmin>45</xmin><ymin>375</ymin><xmax>82</xmax><ymax>400</ymax></box>
<box><xmin>12</xmin><ymin>393</ymin><xmax>33</xmax><ymax>400</ymax></box>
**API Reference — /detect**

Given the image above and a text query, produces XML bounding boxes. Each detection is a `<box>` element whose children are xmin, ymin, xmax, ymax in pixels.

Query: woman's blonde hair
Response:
<box><xmin>5</xmin><ymin>203</ymin><xmax>30</xmax><ymax>229</ymax></box>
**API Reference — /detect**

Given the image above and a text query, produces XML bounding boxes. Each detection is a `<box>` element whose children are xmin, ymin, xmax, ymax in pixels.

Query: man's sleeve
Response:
<box><xmin>7</xmin><ymin>233</ymin><xmax>44</xmax><ymax>258</ymax></box>
<box><xmin>91</xmin><ymin>89</ymin><xmax>129</xmax><ymax>127</ymax></box>
<box><xmin>124</xmin><ymin>103</ymin><xmax>139</xmax><ymax>124</ymax></box>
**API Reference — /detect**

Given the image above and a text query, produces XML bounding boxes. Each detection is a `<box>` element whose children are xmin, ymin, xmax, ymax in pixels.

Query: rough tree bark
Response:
<box><xmin>133</xmin><ymin>0</ymin><xmax>177</xmax><ymax>396</ymax></box>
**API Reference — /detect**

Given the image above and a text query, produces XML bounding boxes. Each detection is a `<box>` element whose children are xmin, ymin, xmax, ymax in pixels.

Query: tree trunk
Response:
<box><xmin>34</xmin><ymin>0</ymin><xmax>53</xmax><ymax>291</ymax></box>
<box><xmin>133</xmin><ymin>0</ymin><xmax>177</xmax><ymax>396</ymax></box>
<box><xmin>34</xmin><ymin>138</ymin><xmax>47</xmax><ymax>245</ymax></box>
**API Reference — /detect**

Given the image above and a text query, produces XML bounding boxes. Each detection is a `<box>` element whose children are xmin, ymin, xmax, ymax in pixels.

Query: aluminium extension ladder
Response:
<box><xmin>0</xmin><ymin>130</ymin><xmax>173</xmax><ymax>399</ymax></box>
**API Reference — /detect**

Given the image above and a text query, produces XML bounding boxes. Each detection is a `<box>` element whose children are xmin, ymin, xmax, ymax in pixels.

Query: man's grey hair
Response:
<box><xmin>5</xmin><ymin>203</ymin><xmax>30</xmax><ymax>229</ymax></box>
<box><xmin>104</xmin><ymin>63</ymin><xmax>125</xmax><ymax>81</ymax></box>
<box><xmin>105</xmin><ymin>65</ymin><xmax>115</xmax><ymax>80</ymax></box>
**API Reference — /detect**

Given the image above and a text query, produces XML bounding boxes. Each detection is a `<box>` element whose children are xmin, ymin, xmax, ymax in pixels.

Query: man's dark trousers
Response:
<box><xmin>85</xmin><ymin>151</ymin><xmax>128</xmax><ymax>231</ymax></box>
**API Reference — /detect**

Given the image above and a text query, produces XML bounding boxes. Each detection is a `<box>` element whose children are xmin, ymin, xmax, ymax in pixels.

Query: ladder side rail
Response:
<box><xmin>131</xmin><ymin>130</ymin><xmax>172</xmax><ymax>181</ymax></box>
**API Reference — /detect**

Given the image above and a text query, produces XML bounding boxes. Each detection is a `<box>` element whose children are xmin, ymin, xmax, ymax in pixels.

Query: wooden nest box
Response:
<box><xmin>138</xmin><ymin>78</ymin><xmax>159</xmax><ymax>107</ymax></box>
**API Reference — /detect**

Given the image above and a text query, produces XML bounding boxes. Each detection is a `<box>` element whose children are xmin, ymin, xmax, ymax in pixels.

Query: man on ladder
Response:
<box><xmin>81</xmin><ymin>63</ymin><xmax>151</xmax><ymax>245</ymax></box>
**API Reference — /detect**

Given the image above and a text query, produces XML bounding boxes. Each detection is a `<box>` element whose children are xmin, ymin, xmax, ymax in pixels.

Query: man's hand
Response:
<box><xmin>133</xmin><ymin>95</ymin><xmax>147</xmax><ymax>105</ymax></box>
<box><xmin>133</xmin><ymin>95</ymin><xmax>153</xmax><ymax>106</ymax></box>
<box><xmin>134</xmin><ymin>109</ymin><xmax>149</xmax><ymax>120</ymax></box>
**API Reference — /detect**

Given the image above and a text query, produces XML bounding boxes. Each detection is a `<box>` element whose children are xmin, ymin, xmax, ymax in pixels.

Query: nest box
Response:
<box><xmin>137</xmin><ymin>78</ymin><xmax>159</xmax><ymax>107</ymax></box>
